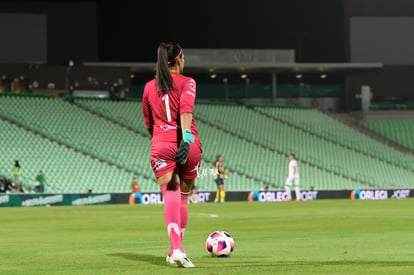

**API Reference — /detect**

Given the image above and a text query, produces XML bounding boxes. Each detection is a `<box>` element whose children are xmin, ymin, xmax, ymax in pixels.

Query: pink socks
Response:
<box><xmin>180</xmin><ymin>192</ymin><xmax>190</xmax><ymax>239</ymax></box>
<box><xmin>161</xmin><ymin>183</ymin><xmax>183</xmax><ymax>254</ymax></box>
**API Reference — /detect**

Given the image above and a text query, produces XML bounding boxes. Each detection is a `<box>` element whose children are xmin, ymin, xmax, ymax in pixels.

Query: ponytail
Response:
<box><xmin>156</xmin><ymin>42</ymin><xmax>182</xmax><ymax>93</ymax></box>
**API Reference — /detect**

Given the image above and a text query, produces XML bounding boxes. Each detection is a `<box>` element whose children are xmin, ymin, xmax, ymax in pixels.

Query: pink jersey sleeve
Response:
<box><xmin>142</xmin><ymin>84</ymin><xmax>154</xmax><ymax>136</ymax></box>
<box><xmin>180</xmin><ymin>78</ymin><xmax>196</xmax><ymax>115</ymax></box>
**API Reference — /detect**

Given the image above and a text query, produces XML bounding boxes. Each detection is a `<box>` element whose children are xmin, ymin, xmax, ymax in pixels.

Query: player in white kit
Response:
<box><xmin>285</xmin><ymin>154</ymin><xmax>300</xmax><ymax>202</ymax></box>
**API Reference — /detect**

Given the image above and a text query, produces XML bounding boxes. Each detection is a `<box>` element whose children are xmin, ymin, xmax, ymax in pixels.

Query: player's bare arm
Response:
<box><xmin>180</xmin><ymin>112</ymin><xmax>192</xmax><ymax>131</ymax></box>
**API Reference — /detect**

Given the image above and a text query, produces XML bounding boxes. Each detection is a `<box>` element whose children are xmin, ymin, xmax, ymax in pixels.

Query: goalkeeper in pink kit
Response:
<box><xmin>142</xmin><ymin>42</ymin><xmax>202</xmax><ymax>268</ymax></box>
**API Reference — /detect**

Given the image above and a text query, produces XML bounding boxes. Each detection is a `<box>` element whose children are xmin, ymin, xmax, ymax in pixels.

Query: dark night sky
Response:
<box><xmin>97</xmin><ymin>0</ymin><xmax>345</xmax><ymax>62</ymax></box>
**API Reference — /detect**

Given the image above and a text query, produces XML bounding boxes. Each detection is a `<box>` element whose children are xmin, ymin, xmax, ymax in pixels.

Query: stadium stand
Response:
<box><xmin>193</xmin><ymin>103</ymin><xmax>414</xmax><ymax>189</ymax></box>
<box><xmin>75</xmin><ymin>98</ymin><xmax>273</xmax><ymax>191</ymax></box>
<box><xmin>75</xmin><ymin>98</ymin><xmax>366</xmax><ymax>190</ymax></box>
<box><xmin>0</xmin><ymin>95</ymin><xmax>151</xmax><ymax>175</ymax></box>
<box><xmin>0</xmin><ymin>119</ymin><xmax>137</xmax><ymax>193</ymax></box>
<box><xmin>75</xmin><ymin>98</ymin><xmax>414</xmax><ymax>190</ymax></box>
<box><xmin>365</xmin><ymin>120</ymin><xmax>414</xmax><ymax>151</ymax></box>
<box><xmin>75</xmin><ymin>98</ymin><xmax>151</xmax><ymax>138</ymax></box>
<box><xmin>254</xmin><ymin>106</ymin><xmax>414</xmax><ymax>170</ymax></box>
<box><xmin>1</xmin><ymin>94</ymin><xmax>413</xmax><ymax>193</ymax></box>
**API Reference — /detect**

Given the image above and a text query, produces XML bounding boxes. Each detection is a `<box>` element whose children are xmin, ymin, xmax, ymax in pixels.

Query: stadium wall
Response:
<box><xmin>344</xmin><ymin>0</ymin><xmax>414</xmax><ymax>111</ymax></box>
<box><xmin>0</xmin><ymin>189</ymin><xmax>412</xmax><ymax>207</ymax></box>
<box><xmin>345</xmin><ymin>66</ymin><xmax>414</xmax><ymax>111</ymax></box>
<box><xmin>0</xmin><ymin>1</ymin><xmax>98</xmax><ymax>64</ymax></box>
<box><xmin>0</xmin><ymin>64</ymin><xmax>131</xmax><ymax>95</ymax></box>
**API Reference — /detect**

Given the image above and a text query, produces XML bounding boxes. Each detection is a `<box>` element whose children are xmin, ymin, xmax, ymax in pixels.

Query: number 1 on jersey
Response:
<box><xmin>162</xmin><ymin>93</ymin><xmax>172</xmax><ymax>122</ymax></box>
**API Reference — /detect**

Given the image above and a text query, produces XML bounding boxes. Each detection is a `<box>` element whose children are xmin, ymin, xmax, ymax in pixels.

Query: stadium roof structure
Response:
<box><xmin>82</xmin><ymin>61</ymin><xmax>384</xmax><ymax>73</ymax></box>
<box><xmin>83</xmin><ymin>50</ymin><xmax>383</xmax><ymax>101</ymax></box>
<box><xmin>84</xmin><ymin>48</ymin><xmax>383</xmax><ymax>73</ymax></box>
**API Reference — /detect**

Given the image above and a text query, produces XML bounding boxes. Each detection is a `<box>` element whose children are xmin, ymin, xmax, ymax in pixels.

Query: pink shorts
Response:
<box><xmin>151</xmin><ymin>142</ymin><xmax>202</xmax><ymax>180</ymax></box>
<box><xmin>179</xmin><ymin>142</ymin><xmax>202</xmax><ymax>180</ymax></box>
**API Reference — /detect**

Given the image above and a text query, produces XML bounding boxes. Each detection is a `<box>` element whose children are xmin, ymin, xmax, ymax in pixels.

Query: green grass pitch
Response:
<box><xmin>1</xmin><ymin>199</ymin><xmax>414</xmax><ymax>274</ymax></box>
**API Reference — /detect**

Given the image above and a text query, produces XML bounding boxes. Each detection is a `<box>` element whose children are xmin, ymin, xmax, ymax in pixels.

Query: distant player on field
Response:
<box><xmin>214</xmin><ymin>154</ymin><xmax>226</xmax><ymax>203</ymax></box>
<box><xmin>129</xmin><ymin>177</ymin><xmax>143</xmax><ymax>205</ymax></box>
<box><xmin>190</xmin><ymin>178</ymin><xmax>198</xmax><ymax>203</ymax></box>
<box><xmin>285</xmin><ymin>154</ymin><xmax>300</xmax><ymax>202</ymax></box>
<box><xmin>142</xmin><ymin>42</ymin><xmax>202</xmax><ymax>268</ymax></box>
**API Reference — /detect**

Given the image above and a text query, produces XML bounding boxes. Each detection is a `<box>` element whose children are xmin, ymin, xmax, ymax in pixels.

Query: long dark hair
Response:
<box><xmin>156</xmin><ymin>42</ymin><xmax>182</xmax><ymax>92</ymax></box>
<box><xmin>14</xmin><ymin>160</ymin><xmax>20</xmax><ymax>168</ymax></box>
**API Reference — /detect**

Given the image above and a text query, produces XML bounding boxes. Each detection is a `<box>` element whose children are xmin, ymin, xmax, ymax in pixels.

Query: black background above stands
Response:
<box><xmin>97</xmin><ymin>0</ymin><xmax>346</xmax><ymax>62</ymax></box>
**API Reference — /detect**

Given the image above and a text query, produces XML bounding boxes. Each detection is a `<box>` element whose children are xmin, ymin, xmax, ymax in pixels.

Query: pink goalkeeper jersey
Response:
<box><xmin>142</xmin><ymin>72</ymin><xmax>201</xmax><ymax>146</ymax></box>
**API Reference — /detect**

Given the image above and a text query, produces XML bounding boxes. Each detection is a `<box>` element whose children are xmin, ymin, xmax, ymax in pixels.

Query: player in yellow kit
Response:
<box><xmin>214</xmin><ymin>154</ymin><xmax>226</xmax><ymax>203</ymax></box>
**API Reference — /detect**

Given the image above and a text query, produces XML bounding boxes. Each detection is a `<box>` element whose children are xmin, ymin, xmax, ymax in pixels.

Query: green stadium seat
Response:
<box><xmin>365</xmin><ymin>120</ymin><xmax>414</xmax><ymax>150</ymax></box>
<box><xmin>1</xmin><ymin>94</ymin><xmax>412</xmax><ymax>192</ymax></box>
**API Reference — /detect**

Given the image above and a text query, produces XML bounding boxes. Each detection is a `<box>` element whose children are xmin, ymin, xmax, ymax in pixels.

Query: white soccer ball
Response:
<box><xmin>206</xmin><ymin>231</ymin><xmax>235</xmax><ymax>257</ymax></box>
